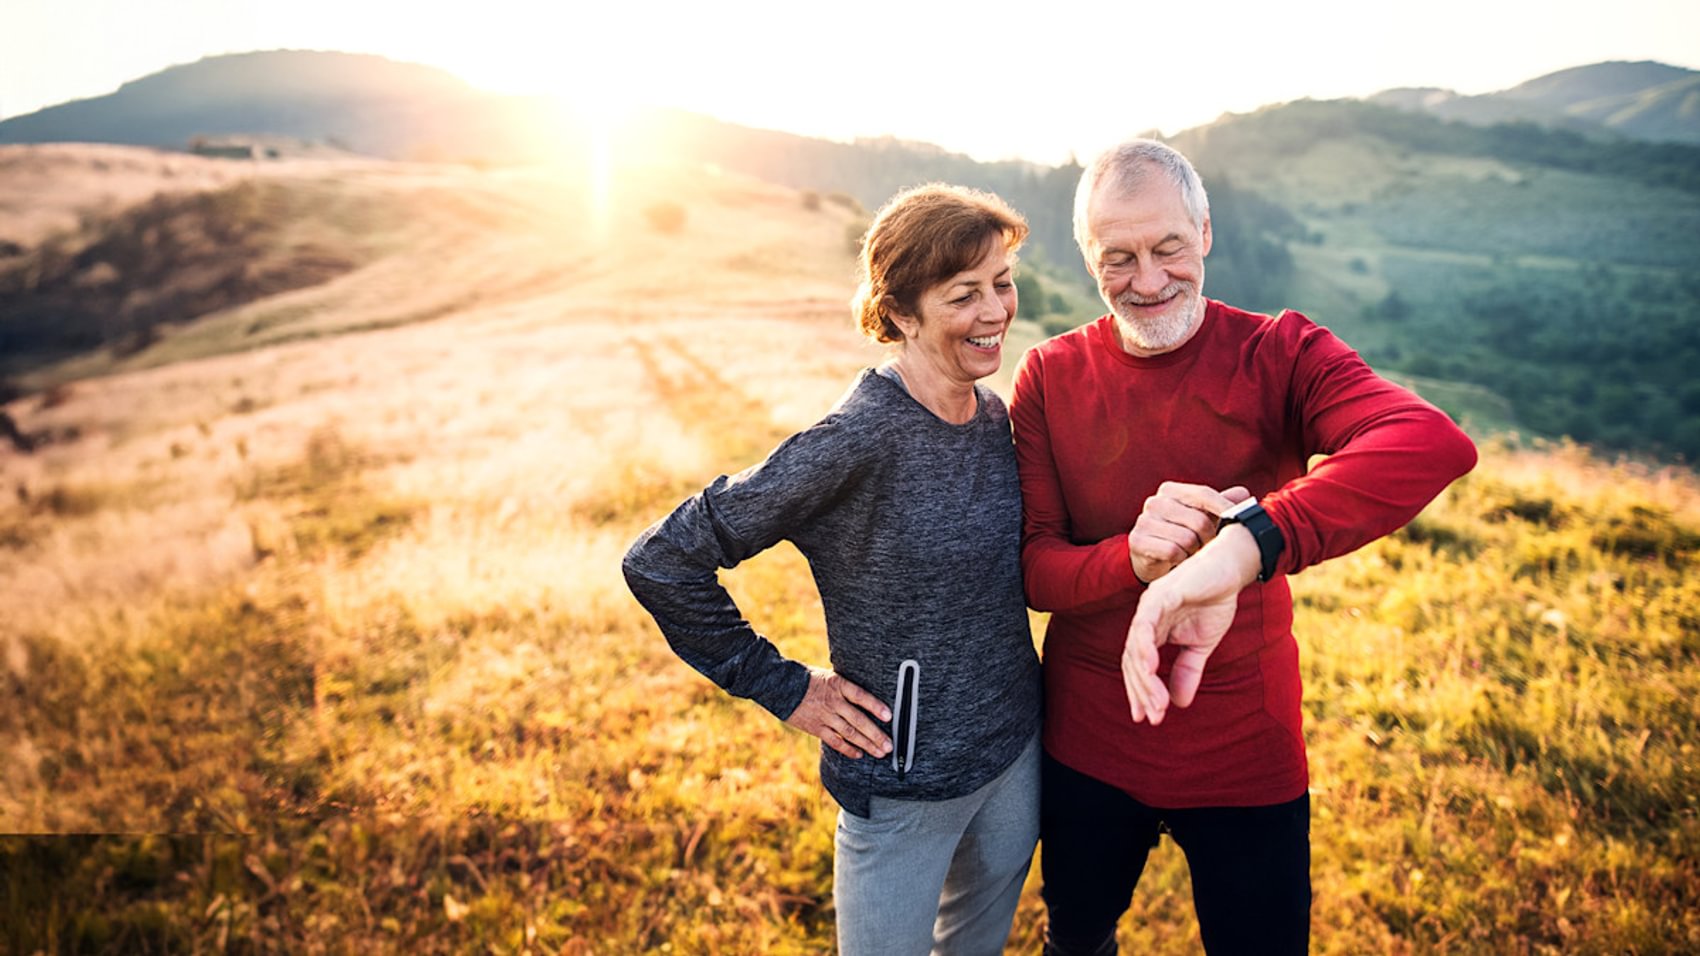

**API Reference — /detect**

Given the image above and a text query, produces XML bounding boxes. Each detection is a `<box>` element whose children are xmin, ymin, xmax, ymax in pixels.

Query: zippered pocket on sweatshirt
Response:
<box><xmin>891</xmin><ymin>659</ymin><xmax>920</xmax><ymax>778</ymax></box>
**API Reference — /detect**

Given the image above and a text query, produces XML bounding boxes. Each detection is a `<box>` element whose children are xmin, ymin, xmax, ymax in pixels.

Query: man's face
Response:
<box><xmin>1085</xmin><ymin>172</ymin><xmax>1212</xmax><ymax>356</ymax></box>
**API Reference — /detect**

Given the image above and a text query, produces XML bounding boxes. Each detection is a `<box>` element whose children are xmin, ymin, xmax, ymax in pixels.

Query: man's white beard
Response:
<box><xmin>1111</xmin><ymin>281</ymin><xmax>1202</xmax><ymax>353</ymax></box>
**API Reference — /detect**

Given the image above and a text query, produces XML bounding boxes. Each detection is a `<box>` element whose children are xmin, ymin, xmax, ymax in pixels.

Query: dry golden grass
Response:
<box><xmin>1</xmin><ymin>146</ymin><xmax>876</xmax><ymax>951</ymax></box>
<box><xmin>2</xmin><ymin>146</ymin><xmax>1697</xmax><ymax>953</ymax></box>
<box><xmin>0</xmin><ymin>144</ymin><xmax>257</xmax><ymax>249</ymax></box>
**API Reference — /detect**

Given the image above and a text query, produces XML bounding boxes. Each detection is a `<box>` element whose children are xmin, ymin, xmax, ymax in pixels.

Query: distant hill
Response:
<box><xmin>0</xmin><ymin>50</ymin><xmax>575</xmax><ymax>161</ymax></box>
<box><xmin>0</xmin><ymin>143</ymin><xmax>876</xmax><ymax>393</ymax></box>
<box><xmin>1369</xmin><ymin>61</ymin><xmax>1700</xmax><ymax>145</ymax></box>
<box><xmin>0</xmin><ymin>50</ymin><xmax>1289</xmax><ymax>303</ymax></box>
<box><xmin>616</xmin><ymin>109</ymin><xmax>1083</xmax><ymax>280</ymax></box>
<box><xmin>1169</xmin><ymin>97</ymin><xmax>1700</xmax><ymax>460</ymax></box>
<box><xmin>5</xmin><ymin>50</ymin><xmax>1700</xmax><ymax>461</ymax></box>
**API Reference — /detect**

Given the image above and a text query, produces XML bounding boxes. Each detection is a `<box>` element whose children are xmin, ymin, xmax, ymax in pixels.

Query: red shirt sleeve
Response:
<box><xmin>1010</xmin><ymin>339</ymin><xmax>1144</xmax><ymax>613</ymax></box>
<box><xmin>1260</xmin><ymin>313</ymin><xmax>1479</xmax><ymax>574</ymax></box>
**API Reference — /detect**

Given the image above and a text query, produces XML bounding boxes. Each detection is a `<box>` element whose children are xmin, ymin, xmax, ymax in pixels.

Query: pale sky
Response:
<box><xmin>3</xmin><ymin>0</ymin><xmax>1697</xmax><ymax>165</ymax></box>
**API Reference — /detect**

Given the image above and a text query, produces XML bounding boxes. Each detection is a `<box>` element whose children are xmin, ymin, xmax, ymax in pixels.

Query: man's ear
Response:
<box><xmin>1200</xmin><ymin>216</ymin><xmax>1213</xmax><ymax>258</ymax></box>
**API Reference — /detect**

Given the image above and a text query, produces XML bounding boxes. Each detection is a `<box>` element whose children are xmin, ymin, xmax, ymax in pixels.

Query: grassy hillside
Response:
<box><xmin>1170</xmin><ymin>100</ymin><xmax>1700</xmax><ymax>461</ymax></box>
<box><xmin>3</xmin><ymin>148</ymin><xmax>1698</xmax><ymax>953</ymax></box>
<box><xmin>13</xmin><ymin>53</ymin><xmax>1697</xmax><ymax>465</ymax></box>
<box><xmin>647</xmin><ymin>96</ymin><xmax>1700</xmax><ymax>460</ymax></box>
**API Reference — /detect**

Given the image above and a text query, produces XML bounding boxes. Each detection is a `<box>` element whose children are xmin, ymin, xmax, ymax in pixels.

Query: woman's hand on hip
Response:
<box><xmin>785</xmin><ymin>668</ymin><xmax>893</xmax><ymax>760</ymax></box>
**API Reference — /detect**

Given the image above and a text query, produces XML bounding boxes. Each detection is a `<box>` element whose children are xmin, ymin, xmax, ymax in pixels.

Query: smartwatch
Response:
<box><xmin>1219</xmin><ymin>498</ymin><xmax>1284</xmax><ymax>582</ymax></box>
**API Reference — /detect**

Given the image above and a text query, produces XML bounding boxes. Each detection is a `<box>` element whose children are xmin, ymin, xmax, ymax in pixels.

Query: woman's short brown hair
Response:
<box><xmin>851</xmin><ymin>184</ymin><xmax>1029</xmax><ymax>344</ymax></box>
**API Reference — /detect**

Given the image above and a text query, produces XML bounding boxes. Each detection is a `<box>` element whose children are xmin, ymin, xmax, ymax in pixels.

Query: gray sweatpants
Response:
<box><xmin>833</xmin><ymin>732</ymin><xmax>1040</xmax><ymax>955</ymax></box>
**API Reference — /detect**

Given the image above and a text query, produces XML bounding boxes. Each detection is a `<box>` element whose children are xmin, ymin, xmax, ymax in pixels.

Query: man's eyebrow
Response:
<box><xmin>1102</xmin><ymin>233</ymin><xmax>1186</xmax><ymax>256</ymax></box>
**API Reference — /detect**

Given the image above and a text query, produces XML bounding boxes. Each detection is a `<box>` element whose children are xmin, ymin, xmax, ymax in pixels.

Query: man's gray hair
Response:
<box><xmin>1073</xmin><ymin>139</ymin><xmax>1210</xmax><ymax>255</ymax></box>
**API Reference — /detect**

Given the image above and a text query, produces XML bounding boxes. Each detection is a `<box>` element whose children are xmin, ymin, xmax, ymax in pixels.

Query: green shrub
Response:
<box><xmin>845</xmin><ymin>219</ymin><xmax>869</xmax><ymax>256</ymax></box>
<box><xmin>825</xmin><ymin>192</ymin><xmax>865</xmax><ymax>215</ymax></box>
<box><xmin>642</xmin><ymin>201</ymin><xmax>687</xmax><ymax>234</ymax></box>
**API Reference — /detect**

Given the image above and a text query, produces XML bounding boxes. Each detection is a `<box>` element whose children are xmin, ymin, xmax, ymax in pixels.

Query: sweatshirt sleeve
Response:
<box><xmin>1010</xmin><ymin>345</ymin><xmax>1144</xmax><ymax>613</ymax></box>
<box><xmin>621</xmin><ymin>418</ymin><xmax>867</xmax><ymax>720</ymax></box>
<box><xmin>1260</xmin><ymin>314</ymin><xmax>1478</xmax><ymax>574</ymax></box>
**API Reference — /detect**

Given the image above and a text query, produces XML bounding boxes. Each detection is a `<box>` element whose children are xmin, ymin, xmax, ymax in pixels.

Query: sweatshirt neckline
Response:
<box><xmin>1088</xmin><ymin>302</ymin><xmax>1217</xmax><ymax>369</ymax></box>
<box><xmin>863</xmin><ymin>367</ymin><xmax>991</xmax><ymax>430</ymax></box>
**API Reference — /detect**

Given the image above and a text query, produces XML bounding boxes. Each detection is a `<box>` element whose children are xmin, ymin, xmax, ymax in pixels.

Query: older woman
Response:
<box><xmin>622</xmin><ymin>183</ymin><xmax>1042</xmax><ymax>954</ymax></box>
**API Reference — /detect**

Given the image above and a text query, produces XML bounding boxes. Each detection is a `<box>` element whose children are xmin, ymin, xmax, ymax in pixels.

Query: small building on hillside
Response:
<box><xmin>188</xmin><ymin>136</ymin><xmax>280</xmax><ymax>160</ymax></box>
<box><xmin>186</xmin><ymin>134</ymin><xmax>358</xmax><ymax>161</ymax></box>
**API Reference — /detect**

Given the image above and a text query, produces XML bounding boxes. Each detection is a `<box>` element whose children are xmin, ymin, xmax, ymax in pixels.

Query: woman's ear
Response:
<box><xmin>883</xmin><ymin>294</ymin><xmax>920</xmax><ymax>339</ymax></box>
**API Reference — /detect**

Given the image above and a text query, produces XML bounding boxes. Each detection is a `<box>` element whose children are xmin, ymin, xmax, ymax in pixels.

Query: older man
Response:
<box><xmin>1010</xmin><ymin>139</ymin><xmax>1477</xmax><ymax>955</ymax></box>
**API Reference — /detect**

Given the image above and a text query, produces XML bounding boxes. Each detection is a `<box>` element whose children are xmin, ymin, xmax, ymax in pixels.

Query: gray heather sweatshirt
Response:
<box><xmin>622</xmin><ymin>369</ymin><xmax>1041</xmax><ymax>816</ymax></box>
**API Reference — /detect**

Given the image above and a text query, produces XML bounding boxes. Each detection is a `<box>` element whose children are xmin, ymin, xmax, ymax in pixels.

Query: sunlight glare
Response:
<box><xmin>585</xmin><ymin>93</ymin><xmax>628</xmax><ymax>243</ymax></box>
<box><xmin>544</xmin><ymin>90</ymin><xmax>633</xmax><ymax>241</ymax></box>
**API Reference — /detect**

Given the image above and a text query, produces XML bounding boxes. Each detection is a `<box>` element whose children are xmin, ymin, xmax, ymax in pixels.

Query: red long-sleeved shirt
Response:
<box><xmin>1010</xmin><ymin>302</ymin><xmax>1477</xmax><ymax>807</ymax></box>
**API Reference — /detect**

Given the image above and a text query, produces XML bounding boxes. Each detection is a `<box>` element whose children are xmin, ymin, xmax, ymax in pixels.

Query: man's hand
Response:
<box><xmin>1127</xmin><ymin>483</ymin><xmax>1251</xmax><ymax>583</ymax></box>
<box><xmin>1121</xmin><ymin>523</ymin><xmax>1262</xmax><ymax>725</ymax></box>
<box><xmin>784</xmin><ymin>668</ymin><xmax>893</xmax><ymax>759</ymax></box>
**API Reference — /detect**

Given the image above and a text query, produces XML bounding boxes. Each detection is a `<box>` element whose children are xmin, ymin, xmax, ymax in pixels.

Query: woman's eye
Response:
<box><xmin>952</xmin><ymin>292</ymin><xmax>976</xmax><ymax>305</ymax></box>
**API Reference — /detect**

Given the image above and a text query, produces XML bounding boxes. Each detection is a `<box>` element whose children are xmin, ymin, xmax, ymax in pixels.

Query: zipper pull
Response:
<box><xmin>892</xmin><ymin>659</ymin><xmax>919</xmax><ymax>780</ymax></box>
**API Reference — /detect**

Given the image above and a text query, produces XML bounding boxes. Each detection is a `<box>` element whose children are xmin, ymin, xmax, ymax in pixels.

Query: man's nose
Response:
<box><xmin>1128</xmin><ymin>258</ymin><xmax>1168</xmax><ymax>296</ymax></box>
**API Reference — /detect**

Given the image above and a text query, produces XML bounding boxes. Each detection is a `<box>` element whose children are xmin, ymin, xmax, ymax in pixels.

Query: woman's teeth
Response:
<box><xmin>967</xmin><ymin>334</ymin><xmax>1000</xmax><ymax>348</ymax></box>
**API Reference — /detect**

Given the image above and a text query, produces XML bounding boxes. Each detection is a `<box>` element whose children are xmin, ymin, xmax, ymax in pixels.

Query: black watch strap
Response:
<box><xmin>1219</xmin><ymin>499</ymin><xmax>1284</xmax><ymax>582</ymax></box>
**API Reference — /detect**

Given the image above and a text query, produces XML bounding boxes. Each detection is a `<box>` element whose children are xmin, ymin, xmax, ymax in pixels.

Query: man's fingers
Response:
<box><xmin>1130</xmin><ymin>587</ymin><xmax>1184</xmax><ymax>724</ymax></box>
<box><xmin>1138</xmin><ymin>489</ymin><xmax>1232</xmax><ymax>558</ymax></box>
<box><xmin>1221</xmin><ymin>485</ymin><xmax>1251</xmax><ymax>505</ymax></box>
<box><xmin>1156</xmin><ymin>481</ymin><xmax>1238</xmax><ymax>514</ymax></box>
<box><xmin>1129</xmin><ymin>532</ymin><xmax>1188</xmax><ymax>575</ymax></box>
<box><xmin>1143</xmin><ymin>493</ymin><xmax>1213</xmax><ymax>534</ymax></box>
<box><xmin>1122</xmin><ymin>617</ymin><xmax>1170</xmax><ymax>725</ymax></box>
<box><xmin>1168</xmin><ymin>648</ymin><xmax>1209</xmax><ymax>709</ymax></box>
<box><xmin>1141</xmin><ymin>640</ymin><xmax>1171</xmax><ymax>725</ymax></box>
<box><xmin>1120</xmin><ymin>624</ymin><xmax>1146</xmax><ymax>721</ymax></box>
<box><xmin>1130</xmin><ymin>499</ymin><xmax>1218</xmax><ymax>583</ymax></box>
<box><xmin>1121</xmin><ymin>646</ymin><xmax>1146</xmax><ymax>723</ymax></box>
<box><xmin>1136</xmin><ymin>507</ymin><xmax>1209</xmax><ymax>553</ymax></box>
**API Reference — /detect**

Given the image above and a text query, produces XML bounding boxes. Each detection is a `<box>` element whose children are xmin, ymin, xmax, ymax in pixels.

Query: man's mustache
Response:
<box><xmin>1119</xmin><ymin>282</ymin><xmax>1191</xmax><ymax>307</ymax></box>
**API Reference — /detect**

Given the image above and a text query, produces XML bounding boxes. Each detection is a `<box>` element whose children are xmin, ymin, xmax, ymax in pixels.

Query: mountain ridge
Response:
<box><xmin>1368</xmin><ymin>59</ymin><xmax>1700</xmax><ymax>144</ymax></box>
<box><xmin>4</xmin><ymin>51</ymin><xmax>1699</xmax><ymax>461</ymax></box>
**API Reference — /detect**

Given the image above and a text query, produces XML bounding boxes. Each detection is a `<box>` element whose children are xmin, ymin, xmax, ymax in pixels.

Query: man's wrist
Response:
<box><xmin>1217</xmin><ymin>498</ymin><xmax>1285</xmax><ymax>582</ymax></box>
<box><xmin>1211</xmin><ymin>523</ymin><xmax>1265</xmax><ymax>590</ymax></box>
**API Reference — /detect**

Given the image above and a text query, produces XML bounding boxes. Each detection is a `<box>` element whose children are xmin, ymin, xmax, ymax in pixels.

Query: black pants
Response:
<box><xmin>1040</xmin><ymin>751</ymin><xmax>1311</xmax><ymax>956</ymax></box>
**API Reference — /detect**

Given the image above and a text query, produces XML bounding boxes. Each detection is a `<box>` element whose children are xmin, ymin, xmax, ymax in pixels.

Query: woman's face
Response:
<box><xmin>890</xmin><ymin>241</ymin><xmax>1017</xmax><ymax>385</ymax></box>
